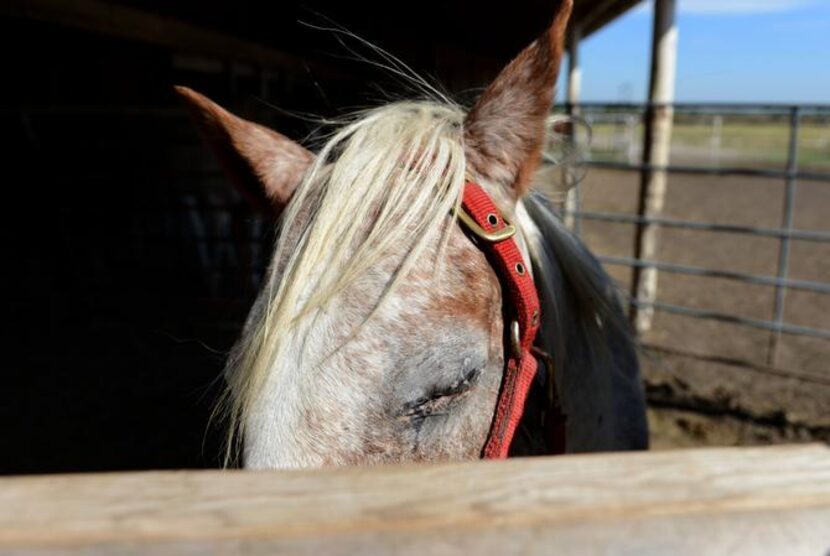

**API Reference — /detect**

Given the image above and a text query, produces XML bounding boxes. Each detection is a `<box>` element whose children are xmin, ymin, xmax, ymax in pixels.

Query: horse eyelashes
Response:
<box><xmin>400</xmin><ymin>366</ymin><xmax>482</xmax><ymax>419</ymax></box>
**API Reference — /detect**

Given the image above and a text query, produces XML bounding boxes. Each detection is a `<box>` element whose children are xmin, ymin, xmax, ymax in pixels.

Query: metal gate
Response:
<box><xmin>561</xmin><ymin>102</ymin><xmax>830</xmax><ymax>380</ymax></box>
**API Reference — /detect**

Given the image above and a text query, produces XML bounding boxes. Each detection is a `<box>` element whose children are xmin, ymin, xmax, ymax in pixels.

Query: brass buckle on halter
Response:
<box><xmin>453</xmin><ymin>205</ymin><xmax>517</xmax><ymax>243</ymax></box>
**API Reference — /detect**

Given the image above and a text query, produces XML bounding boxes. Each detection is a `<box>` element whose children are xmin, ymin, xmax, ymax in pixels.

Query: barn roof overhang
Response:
<box><xmin>1</xmin><ymin>0</ymin><xmax>644</xmax><ymax>89</ymax></box>
<box><xmin>572</xmin><ymin>0</ymin><xmax>645</xmax><ymax>38</ymax></box>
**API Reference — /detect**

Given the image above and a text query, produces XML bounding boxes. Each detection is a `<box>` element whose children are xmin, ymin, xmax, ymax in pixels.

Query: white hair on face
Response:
<box><xmin>220</xmin><ymin>100</ymin><xmax>468</xmax><ymax>462</ymax></box>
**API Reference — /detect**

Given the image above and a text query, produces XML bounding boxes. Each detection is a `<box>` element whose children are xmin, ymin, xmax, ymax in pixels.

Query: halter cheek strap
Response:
<box><xmin>456</xmin><ymin>181</ymin><xmax>560</xmax><ymax>459</ymax></box>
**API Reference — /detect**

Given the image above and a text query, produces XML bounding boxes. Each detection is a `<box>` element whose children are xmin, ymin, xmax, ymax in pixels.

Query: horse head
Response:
<box><xmin>177</xmin><ymin>0</ymin><xmax>646</xmax><ymax>469</ymax></box>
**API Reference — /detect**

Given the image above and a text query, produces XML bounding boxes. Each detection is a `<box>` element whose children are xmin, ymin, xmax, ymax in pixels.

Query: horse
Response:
<box><xmin>177</xmin><ymin>0</ymin><xmax>648</xmax><ymax>469</ymax></box>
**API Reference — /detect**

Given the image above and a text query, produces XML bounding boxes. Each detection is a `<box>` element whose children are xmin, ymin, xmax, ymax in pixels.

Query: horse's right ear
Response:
<box><xmin>174</xmin><ymin>86</ymin><xmax>314</xmax><ymax>216</ymax></box>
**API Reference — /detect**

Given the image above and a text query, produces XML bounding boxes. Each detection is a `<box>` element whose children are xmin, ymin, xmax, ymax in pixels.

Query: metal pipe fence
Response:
<box><xmin>574</xmin><ymin>210</ymin><xmax>830</xmax><ymax>243</ymax></box>
<box><xmin>562</xmin><ymin>102</ymin><xmax>830</xmax><ymax>370</ymax></box>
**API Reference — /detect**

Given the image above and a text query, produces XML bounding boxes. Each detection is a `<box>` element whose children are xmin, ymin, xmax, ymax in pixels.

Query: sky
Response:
<box><xmin>561</xmin><ymin>0</ymin><xmax>830</xmax><ymax>103</ymax></box>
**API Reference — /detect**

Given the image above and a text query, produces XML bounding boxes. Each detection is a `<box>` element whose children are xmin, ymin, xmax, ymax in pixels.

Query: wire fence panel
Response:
<box><xmin>556</xmin><ymin>102</ymin><xmax>830</xmax><ymax>375</ymax></box>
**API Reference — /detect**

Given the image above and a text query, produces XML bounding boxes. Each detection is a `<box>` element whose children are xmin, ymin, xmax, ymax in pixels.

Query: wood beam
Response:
<box><xmin>0</xmin><ymin>0</ymin><xmax>346</xmax><ymax>79</ymax></box>
<box><xmin>580</xmin><ymin>0</ymin><xmax>644</xmax><ymax>38</ymax></box>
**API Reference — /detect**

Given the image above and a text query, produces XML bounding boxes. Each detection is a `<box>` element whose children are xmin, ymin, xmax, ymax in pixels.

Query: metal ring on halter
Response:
<box><xmin>510</xmin><ymin>320</ymin><xmax>521</xmax><ymax>357</ymax></box>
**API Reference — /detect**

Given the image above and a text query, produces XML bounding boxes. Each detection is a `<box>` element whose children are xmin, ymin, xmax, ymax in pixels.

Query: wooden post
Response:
<box><xmin>711</xmin><ymin>114</ymin><xmax>723</xmax><ymax>165</ymax></box>
<box><xmin>563</xmin><ymin>24</ymin><xmax>582</xmax><ymax>233</ymax></box>
<box><xmin>630</xmin><ymin>0</ymin><xmax>678</xmax><ymax>334</ymax></box>
<box><xmin>566</xmin><ymin>25</ymin><xmax>582</xmax><ymax>114</ymax></box>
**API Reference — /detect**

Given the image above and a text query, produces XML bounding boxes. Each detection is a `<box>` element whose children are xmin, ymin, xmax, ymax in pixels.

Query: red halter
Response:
<box><xmin>456</xmin><ymin>181</ymin><xmax>564</xmax><ymax>458</ymax></box>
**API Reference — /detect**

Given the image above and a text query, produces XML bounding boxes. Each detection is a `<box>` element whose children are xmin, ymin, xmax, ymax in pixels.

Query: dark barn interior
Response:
<box><xmin>1</xmin><ymin>0</ymin><xmax>633</xmax><ymax>473</ymax></box>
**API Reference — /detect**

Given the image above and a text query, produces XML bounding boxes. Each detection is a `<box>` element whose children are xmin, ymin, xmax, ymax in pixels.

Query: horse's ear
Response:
<box><xmin>174</xmin><ymin>86</ymin><xmax>314</xmax><ymax>215</ymax></box>
<box><xmin>464</xmin><ymin>0</ymin><xmax>572</xmax><ymax>197</ymax></box>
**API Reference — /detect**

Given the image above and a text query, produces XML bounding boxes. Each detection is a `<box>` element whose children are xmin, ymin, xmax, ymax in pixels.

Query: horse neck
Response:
<box><xmin>521</xmin><ymin>194</ymin><xmax>648</xmax><ymax>452</ymax></box>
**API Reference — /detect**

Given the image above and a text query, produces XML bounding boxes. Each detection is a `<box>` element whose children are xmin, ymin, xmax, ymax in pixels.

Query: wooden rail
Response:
<box><xmin>1</xmin><ymin>445</ymin><xmax>828</xmax><ymax>555</ymax></box>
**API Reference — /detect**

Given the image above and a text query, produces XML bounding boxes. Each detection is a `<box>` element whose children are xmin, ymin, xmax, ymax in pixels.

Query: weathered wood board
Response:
<box><xmin>1</xmin><ymin>444</ymin><xmax>828</xmax><ymax>555</ymax></box>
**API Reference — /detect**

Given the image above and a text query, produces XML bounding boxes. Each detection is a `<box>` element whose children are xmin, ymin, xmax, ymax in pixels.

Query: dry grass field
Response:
<box><xmin>560</xmin><ymin>115</ymin><xmax>830</xmax><ymax>449</ymax></box>
<box><xmin>584</xmin><ymin>114</ymin><xmax>830</xmax><ymax>170</ymax></box>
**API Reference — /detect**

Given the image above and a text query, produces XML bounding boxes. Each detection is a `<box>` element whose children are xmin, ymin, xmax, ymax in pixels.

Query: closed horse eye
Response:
<box><xmin>400</xmin><ymin>367</ymin><xmax>481</xmax><ymax>419</ymax></box>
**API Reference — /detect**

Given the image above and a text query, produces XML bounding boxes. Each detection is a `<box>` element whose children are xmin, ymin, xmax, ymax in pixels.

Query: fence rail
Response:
<box><xmin>598</xmin><ymin>255</ymin><xmax>830</xmax><ymax>295</ymax></box>
<box><xmin>1</xmin><ymin>444</ymin><xmax>828</xmax><ymax>555</ymax></box>
<box><xmin>584</xmin><ymin>160</ymin><xmax>830</xmax><ymax>183</ymax></box>
<box><xmin>563</xmin><ymin>102</ymin><xmax>830</xmax><ymax>369</ymax></box>
<box><xmin>630</xmin><ymin>298</ymin><xmax>830</xmax><ymax>340</ymax></box>
<box><xmin>571</xmin><ymin>210</ymin><xmax>830</xmax><ymax>242</ymax></box>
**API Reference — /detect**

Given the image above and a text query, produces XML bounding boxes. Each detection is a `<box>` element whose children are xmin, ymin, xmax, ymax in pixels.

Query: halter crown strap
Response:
<box><xmin>457</xmin><ymin>181</ymin><xmax>544</xmax><ymax>459</ymax></box>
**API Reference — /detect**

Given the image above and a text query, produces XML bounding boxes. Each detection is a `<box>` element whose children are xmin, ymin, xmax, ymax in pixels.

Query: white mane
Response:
<box><xmin>221</xmin><ymin>100</ymin><xmax>469</xmax><ymax>460</ymax></box>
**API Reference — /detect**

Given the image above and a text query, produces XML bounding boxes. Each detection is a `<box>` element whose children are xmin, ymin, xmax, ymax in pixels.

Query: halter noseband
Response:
<box><xmin>456</xmin><ymin>181</ymin><xmax>565</xmax><ymax>458</ymax></box>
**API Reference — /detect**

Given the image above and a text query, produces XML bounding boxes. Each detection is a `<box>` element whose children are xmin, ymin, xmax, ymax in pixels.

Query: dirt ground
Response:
<box><xmin>572</xmin><ymin>168</ymin><xmax>830</xmax><ymax>449</ymax></box>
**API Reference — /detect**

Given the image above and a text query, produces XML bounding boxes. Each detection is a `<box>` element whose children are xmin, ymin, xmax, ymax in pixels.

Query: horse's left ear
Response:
<box><xmin>464</xmin><ymin>0</ymin><xmax>572</xmax><ymax>197</ymax></box>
